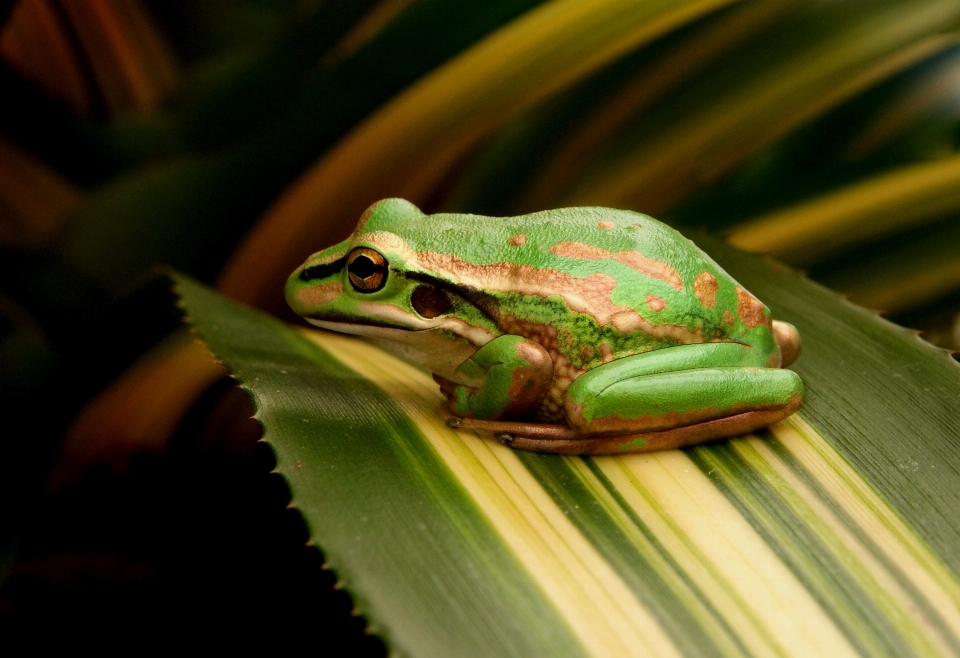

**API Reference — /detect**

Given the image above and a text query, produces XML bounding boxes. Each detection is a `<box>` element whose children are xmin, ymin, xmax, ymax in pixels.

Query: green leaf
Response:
<box><xmin>813</xmin><ymin>216</ymin><xmax>960</xmax><ymax>315</ymax></box>
<box><xmin>217</xmin><ymin>0</ymin><xmax>742</xmax><ymax>310</ymax></box>
<box><xmin>173</xmin><ymin>229</ymin><xmax>960</xmax><ymax>656</ymax></box>
<box><xmin>727</xmin><ymin>154</ymin><xmax>960</xmax><ymax>267</ymax></box>
<box><xmin>55</xmin><ymin>0</ymin><xmax>547</xmax><ymax>290</ymax></box>
<box><xmin>559</xmin><ymin>0</ymin><xmax>960</xmax><ymax>213</ymax></box>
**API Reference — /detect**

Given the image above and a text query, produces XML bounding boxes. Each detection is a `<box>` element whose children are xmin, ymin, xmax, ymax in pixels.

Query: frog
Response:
<box><xmin>285</xmin><ymin>198</ymin><xmax>803</xmax><ymax>455</ymax></box>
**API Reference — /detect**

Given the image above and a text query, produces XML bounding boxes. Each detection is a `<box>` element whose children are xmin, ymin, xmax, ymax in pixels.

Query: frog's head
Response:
<box><xmin>285</xmin><ymin>199</ymin><xmax>493</xmax><ymax>374</ymax></box>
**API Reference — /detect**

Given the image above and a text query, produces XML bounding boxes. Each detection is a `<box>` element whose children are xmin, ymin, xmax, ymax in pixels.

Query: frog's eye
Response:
<box><xmin>347</xmin><ymin>247</ymin><xmax>388</xmax><ymax>293</ymax></box>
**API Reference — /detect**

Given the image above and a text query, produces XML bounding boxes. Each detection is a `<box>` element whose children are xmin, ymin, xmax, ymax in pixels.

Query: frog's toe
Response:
<box><xmin>773</xmin><ymin>320</ymin><xmax>801</xmax><ymax>367</ymax></box>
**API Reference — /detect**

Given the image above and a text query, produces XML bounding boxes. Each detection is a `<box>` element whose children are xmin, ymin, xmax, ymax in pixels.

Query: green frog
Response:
<box><xmin>286</xmin><ymin>199</ymin><xmax>802</xmax><ymax>454</ymax></box>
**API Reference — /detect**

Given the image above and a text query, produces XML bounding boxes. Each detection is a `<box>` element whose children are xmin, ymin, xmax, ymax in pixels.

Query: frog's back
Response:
<box><xmin>386</xmin><ymin>206</ymin><xmax>777</xmax><ymax>364</ymax></box>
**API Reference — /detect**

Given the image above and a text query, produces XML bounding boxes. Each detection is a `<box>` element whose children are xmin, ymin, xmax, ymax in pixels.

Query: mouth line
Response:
<box><xmin>304</xmin><ymin>316</ymin><xmax>435</xmax><ymax>333</ymax></box>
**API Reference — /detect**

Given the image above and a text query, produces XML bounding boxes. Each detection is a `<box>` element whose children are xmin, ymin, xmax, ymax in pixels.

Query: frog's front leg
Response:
<box><xmin>434</xmin><ymin>334</ymin><xmax>553</xmax><ymax>421</ymax></box>
<box><xmin>564</xmin><ymin>342</ymin><xmax>803</xmax><ymax>439</ymax></box>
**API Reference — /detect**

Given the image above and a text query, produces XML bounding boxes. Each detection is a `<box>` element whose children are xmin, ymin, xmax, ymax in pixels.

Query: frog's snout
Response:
<box><xmin>772</xmin><ymin>321</ymin><xmax>801</xmax><ymax>368</ymax></box>
<box><xmin>284</xmin><ymin>267</ymin><xmax>307</xmax><ymax>314</ymax></box>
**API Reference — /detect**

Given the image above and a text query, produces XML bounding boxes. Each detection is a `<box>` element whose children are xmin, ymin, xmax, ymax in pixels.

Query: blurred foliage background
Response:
<box><xmin>3</xmin><ymin>0</ymin><xmax>960</xmax><ymax>648</ymax></box>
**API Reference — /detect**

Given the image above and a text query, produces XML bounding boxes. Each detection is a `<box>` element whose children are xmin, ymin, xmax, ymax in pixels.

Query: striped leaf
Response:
<box><xmin>174</xmin><ymin>230</ymin><xmax>960</xmax><ymax>656</ymax></box>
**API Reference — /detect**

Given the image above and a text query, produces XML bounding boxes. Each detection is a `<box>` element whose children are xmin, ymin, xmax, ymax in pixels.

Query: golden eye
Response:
<box><xmin>347</xmin><ymin>247</ymin><xmax>387</xmax><ymax>293</ymax></box>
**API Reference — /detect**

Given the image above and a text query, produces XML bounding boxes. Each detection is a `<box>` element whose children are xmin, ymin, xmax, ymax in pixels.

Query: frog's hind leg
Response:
<box><xmin>564</xmin><ymin>342</ymin><xmax>803</xmax><ymax>444</ymax></box>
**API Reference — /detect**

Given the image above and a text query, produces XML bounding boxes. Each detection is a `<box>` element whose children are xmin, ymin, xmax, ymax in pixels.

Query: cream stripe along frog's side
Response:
<box><xmin>286</xmin><ymin>199</ymin><xmax>803</xmax><ymax>455</ymax></box>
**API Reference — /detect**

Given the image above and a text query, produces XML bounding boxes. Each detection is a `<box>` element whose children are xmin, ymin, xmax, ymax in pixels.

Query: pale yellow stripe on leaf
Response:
<box><xmin>300</xmin><ymin>330</ymin><xmax>680</xmax><ymax>658</ymax></box>
<box><xmin>596</xmin><ymin>455</ymin><xmax>788</xmax><ymax>658</ymax></box>
<box><xmin>467</xmin><ymin>442</ymin><xmax>680</xmax><ymax>658</ymax></box>
<box><xmin>563</xmin><ymin>457</ymin><xmax>750</xmax><ymax>657</ymax></box>
<box><xmin>775</xmin><ymin>417</ymin><xmax>960</xmax><ymax>639</ymax></box>
<box><xmin>610</xmin><ymin>450</ymin><xmax>859</xmax><ymax>658</ymax></box>
<box><xmin>743</xmin><ymin>435</ymin><xmax>949</xmax><ymax>656</ymax></box>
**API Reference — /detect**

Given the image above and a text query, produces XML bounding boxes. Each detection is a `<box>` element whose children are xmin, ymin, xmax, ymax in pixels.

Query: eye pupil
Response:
<box><xmin>348</xmin><ymin>255</ymin><xmax>376</xmax><ymax>279</ymax></box>
<box><xmin>347</xmin><ymin>248</ymin><xmax>387</xmax><ymax>293</ymax></box>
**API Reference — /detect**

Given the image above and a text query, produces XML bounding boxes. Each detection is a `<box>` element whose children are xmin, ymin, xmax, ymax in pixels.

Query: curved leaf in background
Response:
<box><xmin>176</xmin><ymin>226</ymin><xmax>960</xmax><ymax>656</ymax></box>
<box><xmin>727</xmin><ymin>154</ymin><xmax>960</xmax><ymax>266</ymax></box>
<box><xmin>558</xmin><ymin>0</ymin><xmax>960</xmax><ymax>213</ymax></box>
<box><xmin>0</xmin><ymin>0</ymin><xmax>179</xmax><ymax>117</ymax></box>
<box><xmin>217</xmin><ymin>0</ymin><xmax>739</xmax><ymax>312</ymax></box>
<box><xmin>54</xmin><ymin>0</ymin><xmax>546</xmax><ymax>290</ymax></box>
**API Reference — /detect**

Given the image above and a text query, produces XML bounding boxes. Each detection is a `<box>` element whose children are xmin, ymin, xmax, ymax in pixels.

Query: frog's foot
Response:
<box><xmin>445</xmin><ymin>417</ymin><xmax>580</xmax><ymax>441</ymax></box>
<box><xmin>504</xmin><ymin>398</ymin><xmax>801</xmax><ymax>454</ymax></box>
<box><xmin>446</xmin><ymin>395</ymin><xmax>800</xmax><ymax>455</ymax></box>
<box><xmin>435</xmin><ymin>335</ymin><xmax>553</xmax><ymax>420</ymax></box>
<box><xmin>772</xmin><ymin>320</ymin><xmax>801</xmax><ymax>367</ymax></box>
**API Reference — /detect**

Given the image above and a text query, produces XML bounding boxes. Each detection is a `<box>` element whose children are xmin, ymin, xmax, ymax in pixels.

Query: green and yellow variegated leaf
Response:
<box><xmin>174</xmin><ymin>232</ymin><xmax>960</xmax><ymax>657</ymax></box>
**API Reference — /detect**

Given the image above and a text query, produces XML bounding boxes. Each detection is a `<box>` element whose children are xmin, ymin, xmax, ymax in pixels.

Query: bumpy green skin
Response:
<box><xmin>286</xmin><ymin>199</ymin><xmax>802</xmax><ymax>436</ymax></box>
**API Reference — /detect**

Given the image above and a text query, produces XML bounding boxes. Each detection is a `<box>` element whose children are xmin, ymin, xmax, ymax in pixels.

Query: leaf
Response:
<box><xmin>0</xmin><ymin>134</ymin><xmax>81</xmax><ymax>250</ymax></box>
<box><xmin>440</xmin><ymin>0</ymin><xmax>799</xmax><ymax>216</ymax></box>
<box><xmin>1</xmin><ymin>0</ymin><xmax>180</xmax><ymax>116</ymax></box>
<box><xmin>216</xmin><ymin>0</ymin><xmax>740</xmax><ymax>312</ymax></box>
<box><xmin>813</xmin><ymin>217</ymin><xmax>960</xmax><ymax>315</ymax></box>
<box><xmin>53</xmin><ymin>0</ymin><xmax>546</xmax><ymax>290</ymax></box>
<box><xmin>727</xmin><ymin>153</ymin><xmax>960</xmax><ymax>266</ymax></box>
<box><xmin>174</xmin><ymin>226</ymin><xmax>960</xmax><ymax>656</ymax></box>
<box><xmin>560</xmin><ymin>0</ymin><xmax>960</xmax><ymax>213</ymax></box>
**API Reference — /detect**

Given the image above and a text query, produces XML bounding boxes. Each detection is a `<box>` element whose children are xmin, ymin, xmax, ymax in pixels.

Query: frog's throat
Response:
<box><xmin>305</xmin><ymin>317</ymin><xmax>425</xmax><ymax>337</ymax></box>
<box><xmin>306</xmin><ymin>313</ymin><xmax>495</xmax><ymax>347</ymax></box>
<box><xmin>306</xmin><ymin>317</ymin><xmax>483</xmax><ymax>380</ymax></box>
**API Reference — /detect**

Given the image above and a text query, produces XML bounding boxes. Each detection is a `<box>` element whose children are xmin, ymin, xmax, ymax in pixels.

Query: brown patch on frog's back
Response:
<box><xmin>598</xmin><ymin>342</ymin><xmax>615</xmax><ymax>364</ymax></box>
<box><xmin>646</xmin><ymin>294</ymin><xmax>667</xmax><ymax>312</ymax></box>
<box><xmin>694</xmin><ymin>272</ymin><xmax>718</xmax><ymax>308</ymax></box>
<box><xmin>597</xmin><ymin>221</ymin><xmax>615</xmax><ymax>230</ymax></box>
<box><xmin>508</xmin><ymin>233</ymin><xmax>526</xmax><ymax>246</ymax></box>
<box><xmin>724</xmin><ymin>309</ymin><xmax>735</xmax><ymax>326</ymax></box>
<box><xmin>416</xmin><ymin>251</ymin><xmax>702</xmax><ymax>343</ymax></box>
<box><xmin>736</xmin><ymin>287</ymin><xmax>771</xmax><ymax>328</ymax></box>
<box><xmin>296</xmin><ymin>281</ymin><xmax>342</xmax><ymax>307</ymax></box>
<box><xmin>549</xmin><ymin>241</ymin><xmax>683</xmax><ymax>291</ymax></box>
